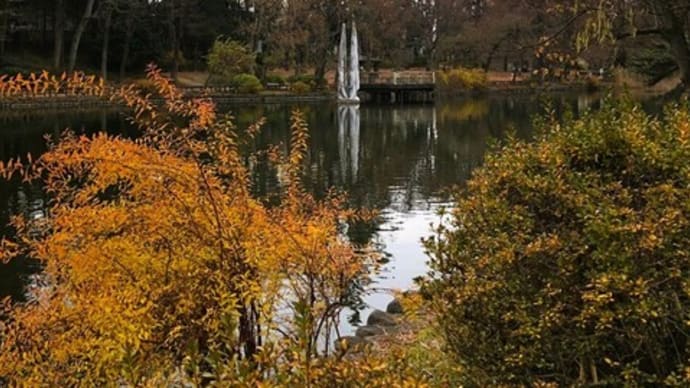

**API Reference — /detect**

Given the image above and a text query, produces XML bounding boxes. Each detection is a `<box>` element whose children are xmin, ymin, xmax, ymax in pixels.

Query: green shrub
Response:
<box><xmin>290</xmin><ymin>81</ymin><xmax>312</xmax><ymax>94</ymax></box>
<box><xmin>288</xmin><ymin>74</ymin><xmax>315</xmax><ymax>86</ymax></box>
<box><xmin>231</xmin><ymin>73</ymin><xmax>263</xmax><ymax>94</ymax></box>
<box><xmin>425</xmin><ymin>99</ymin><xmax>690</xmax><ymax>387</ymax></box>
<box><xmin>265</xmin><ymin>74</ymin><xmax>287</xmax><ymax>85</ymax></box>
<box><xmin>437</xmin><ymin>68</ymin><xmax>487</xmax><ymax>93</ymax></box>
<box><xmin>207</xmin><ymin>38</ymin><xmax>255</xmax><ymax>84</ymax></box>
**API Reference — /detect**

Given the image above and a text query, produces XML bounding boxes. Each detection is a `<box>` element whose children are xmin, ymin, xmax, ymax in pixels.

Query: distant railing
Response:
<box><xmin>363</xmin><ymin>71</ymin><xmax>436</xmax><ymax>85</ymax></box>
<box><xmin>181</xmin><ymin>85</ymin><xmax>236</xmax><ymax>95</ymax></box>
<box><xmin>181</xmin><ymin>83</ymin><xmax>289</xmax><ymax>96</ymax></box>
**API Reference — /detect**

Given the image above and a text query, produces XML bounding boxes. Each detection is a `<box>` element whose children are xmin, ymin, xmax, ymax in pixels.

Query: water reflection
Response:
<box><xmin>0</xmin><ymin>95</ymin><xmax>608</xmax><ymax>324</ymax></box>
<box><xmin>337</xmin><ymin>105</ymin><xmax>361</xmax><ymax>183</ymax></box>
<box><xmin>0</xmin><ymin>181</ymin><xmax>44</xmax><ymax>300</ymax></box>
<box><xmin>0</xmin><ymin>109</ymin><xmax>135</xmax><ymax>301</ymax></box>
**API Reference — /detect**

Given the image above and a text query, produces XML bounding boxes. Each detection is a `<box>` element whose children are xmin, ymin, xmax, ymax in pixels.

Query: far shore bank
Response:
<box><xmin>0</xmin><ymin>81</ymin><xmax>674</xmax><ymax>111</ymax></box>
<box><xmin>0</xmin><ymin>91</ymin><xmax>335</xmax><ymax>110</ymax></box>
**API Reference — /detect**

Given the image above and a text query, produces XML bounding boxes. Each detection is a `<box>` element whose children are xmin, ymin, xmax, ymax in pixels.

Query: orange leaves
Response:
<box><xmin>288</xmin><ymin>109</ymin><xmax>310</xmax><ymax>172</ymax></box>
<box><xmin>189</xmin><ymin>98</ymin><xmax>217</xmax><ymax>129</ymax></box>
<box><xmin>19</xmin><ymin>64</ymin><xmax>424</xmax><ymax>385</ymax></box>
<box><xmin>0</xmin><ymin>154</ymin><xmax>36</xmax><ymax>183</ymax></box>
<box><xmin>0</xmin><ymin>65</ymin><xmax>386</xmax><ymax>385</ymax></box>
<box><xmin>0</xmin><ymin>238</ymin><xmax>20</xmax><ymax>264</ymax></box>
<box><xmin>0</xmin><ymin>70</ymin><xmax>106</xmax><ymax>98</ymax></box>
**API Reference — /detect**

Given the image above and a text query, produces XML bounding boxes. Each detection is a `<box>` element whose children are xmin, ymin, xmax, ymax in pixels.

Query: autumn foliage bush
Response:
<box><xmin>0</xmin><ymin>66</ymin><xmax>428</xmax><ymax>386</ymax></box>
<box><xmin>0</xmin><ymin>71</ymin><xmax>105</xmax><ymax>97</ymax></box>
<box><xmin>437</xmin><ymin>68</ymin><xmax>487</xmax><ymax>93</ymax></box>
<box><xmin>290</xmin><ymin>80</ymin><xmax>312</xmax><ymax>94</ymax></box>
<box><xmin>425</xmin><ymin>99</ymin><xmax>690</xmax><ymax>386</ymax></box>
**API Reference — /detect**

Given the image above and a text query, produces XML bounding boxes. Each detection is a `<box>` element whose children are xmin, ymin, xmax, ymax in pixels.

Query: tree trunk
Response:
<box><xmin>168</xmin><ymin>0</ymin><xmax>180</xmax><ymax>82</ymax></box>
<box><xmin>0</xmin><ymin>0</ymin><xmax>10</xmax><ymax>61</ymax></box>
<box><xmin>119</xmin><ymin>9</ymin><xmax>136</xmax><ymax>80</ymax></box>
<box><xmin>53</xmin><ymin>0</ymin><xmax>65</xmax><ymax>70</ymax></box>
<box><xmin>100</xmin><ymin>7</ymin><xmax>112</xmax><ymax>81</ymax></box>
<box><xmin>665</xmin><ymin>29</ymin><xmax>690</xmax><ymax>89</ymax></box>
<box><xmin>42</xmin><ymin>6</ymin><xmax>47</xmax><ymax>49</ymax></box>
<box><xmin>67</xmin><ymin>0</ymin><xmax>97</xmax><ymax>73</ymax></box>
<box><xmin>314</xmin><ymin>60</ymin><xmax>327</xmax><ymax>88</ymax></box>
<box><xmin>655</xmin><ymin>2</ymin><xmax>690</xmax><ymax>89</ymax></box>
<box><xmin>483</xmin><ymin>45</ymin><xmax>498</xmax><ymax>72</ymax></box>
<box><xmin>313</xmin><ymin>37</ymin><xmax>329</xmax><ymax>88</ymax></box>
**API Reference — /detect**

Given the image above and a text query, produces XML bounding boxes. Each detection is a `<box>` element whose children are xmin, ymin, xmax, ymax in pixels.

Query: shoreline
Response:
<box><xmin>0</xmin><ymin>82</ymin><xmax>662</xmax><ymax>111</ymax></box>
<box><xmin>0</xmin><ymin>91</ymin><xmax>337</xmax><ymax>110</ymax></box>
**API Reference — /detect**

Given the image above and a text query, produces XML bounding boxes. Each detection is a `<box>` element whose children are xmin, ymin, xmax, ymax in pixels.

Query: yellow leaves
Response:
<box><xmin>525</xmin><ymin>234</ymin><xmax>562</xmax><ymax>256</ymax></box>
<box><xmin>640</xmin><ymin>232</ymin><xmax>661</xmax><ymax>250</ymax></box>
<box><xmin>582</xmin><ymin>290</ymin><xmax>614</xmax><ymax>304</ymax></box>
<box><xmin>0</xmin><ymin>67</ymin><xmax>387</xmax><ymax>386</ymax></box>
<box><xmin>286</xmin><ymin>109</ymin><xmax>310</xmax><ymax>195</ymax></box>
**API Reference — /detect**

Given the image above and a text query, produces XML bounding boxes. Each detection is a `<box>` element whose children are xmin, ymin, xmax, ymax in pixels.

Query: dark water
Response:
<box><xmin>0</xmin><ymin>94</ymin><xmax>606</xmax><ymax>329</ymax></box>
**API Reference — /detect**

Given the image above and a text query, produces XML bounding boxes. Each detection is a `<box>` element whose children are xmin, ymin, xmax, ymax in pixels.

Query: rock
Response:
<box><xmin>367</xmin><ymin>309</ymin><xmax>397</xmax><ymax>327</ymax></box>
<box><xmin>386</xmin><ymin>299</ymin><xmax>404</xmax><ymax>314</ymax></box>
<box><xmin>356</xmin><ymin>325</ymin><xmax>385</xmax><ymax>338</ymax></box>
<box><xmin>335</xmin><ymin>335</ymin><xmax>369</xmax><ymax>352</ymax></box>
<box><xmin>403</xmin><ymin>289</ymin><xmax>420</xmax><ymax>297</ymax></box>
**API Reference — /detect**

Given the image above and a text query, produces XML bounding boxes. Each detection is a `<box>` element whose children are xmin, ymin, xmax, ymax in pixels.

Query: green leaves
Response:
<box><xmin>426</xmin><ymin>98</ymin><xmax>690</xmax><ymax>386</ymax></box>
<box><xmin>206</xmin><ymin>38</ymin><xmax>256</xmax><ymax>86</ymax></box>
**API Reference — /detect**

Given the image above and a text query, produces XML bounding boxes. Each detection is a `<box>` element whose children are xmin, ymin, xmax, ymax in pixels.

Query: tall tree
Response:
<box><xmin>53</xmin><ymin>0</ymin><xmax>65</xmax><ymax>70</ymax></box>
<box><xmin>99</xmin><ymin>1</ymin><xmax>115</xmax><ymax>81</ymax></box>
<box><xmin>67</xmin><ymin>0</ymin><xmax>97</xmax><ymax>73</ymax></box>
<box><xmin>637</xmin><ymin>1</ymin><xmax>690</xmax><ymax>88</ymax></box>
<box><xmin>555</xmin><ymin>0</ymin><xmax>690</xmax><ymax>88</ymax></box>
<box><xmin>0</xmin><ymin>0</ymin><xmax>10</xmax><ymax>60</ymax></box>
<box><xmin>119</xmin><ymin>0</ymin><xmax>148</xmax><ymax>79</ymax></box>
<box><xmin>241</xmin><ymin>0</ymin><xmax>284</xmax><ymax>80</ymax></box>
<box><xmin>405</xmin><ymin>0</ymin><xmax>472</xmax><ymax>68</ymax></box>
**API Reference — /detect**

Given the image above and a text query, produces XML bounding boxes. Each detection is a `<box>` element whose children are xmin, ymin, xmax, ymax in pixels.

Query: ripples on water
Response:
<box><xmin>0</xmin><ymin>94</ymin><xmax>626</xmax><ymax>330</ymax></box>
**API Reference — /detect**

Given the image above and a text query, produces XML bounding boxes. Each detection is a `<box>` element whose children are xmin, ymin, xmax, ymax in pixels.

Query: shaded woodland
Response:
<box><xmin>0</xmin><ymin>1</ymin><xmax>682</xmax><ymax>87</ymax></box>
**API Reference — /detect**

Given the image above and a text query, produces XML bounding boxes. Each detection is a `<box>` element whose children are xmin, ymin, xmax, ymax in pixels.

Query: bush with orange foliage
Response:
<box><xmin>0</xmin><ymin>65</ymin><xmax>429</xmax><ymax>386</ymax></box>
<box><xmin>0</xmin><ymin>71</ymin><xmax>106</xmax><ymax>98</ymax></box>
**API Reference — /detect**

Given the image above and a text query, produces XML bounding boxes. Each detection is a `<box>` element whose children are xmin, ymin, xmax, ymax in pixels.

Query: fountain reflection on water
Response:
<box><xmin>337</xmin><ymin>105</ymin><xmax>360</xmax><ymax>183</ymax></box>
<box><xmin>0</xmin><ymin>93</ymin><xmax>627</xmax><ymax>331</ymax></box>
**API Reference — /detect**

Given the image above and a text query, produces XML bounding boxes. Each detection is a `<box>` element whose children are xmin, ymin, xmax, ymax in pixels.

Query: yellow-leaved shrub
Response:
<box><xmin>437</xmin><ymin>68</ymin><xmax>487</xmax><ymax>94</ymax></box>
<box><xmin>425</xmin><ymin>98</ymin><xmax>690</xmax><ymax>386</ymax></box>
<box><xmin>0</xmin><ymin>65</ymin><xmax>429</xmax><ymax>386</ymax></box>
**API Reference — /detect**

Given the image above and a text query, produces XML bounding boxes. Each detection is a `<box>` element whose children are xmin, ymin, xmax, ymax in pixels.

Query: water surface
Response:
<box><xmin>0</xmin><ymin>94</ymin><xmax>603</xmax><ymax>330</ymax></box>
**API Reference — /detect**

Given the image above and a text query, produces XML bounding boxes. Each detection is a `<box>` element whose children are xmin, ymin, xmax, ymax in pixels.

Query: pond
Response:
<box><xmin>0</xmin><ymin>93</ymin><xmax>610</xmax><ymax>332</ymax></box>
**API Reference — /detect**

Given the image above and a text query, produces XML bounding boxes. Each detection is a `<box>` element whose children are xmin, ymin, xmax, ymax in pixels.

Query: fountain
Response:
<box><xmin>337</xmin><ymin>22</ymin><xmax>360</xmax><ymax>104</ymax></box>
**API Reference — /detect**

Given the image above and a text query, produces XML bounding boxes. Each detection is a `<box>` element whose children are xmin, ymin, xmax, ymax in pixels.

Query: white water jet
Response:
<box><xmin>337</xmin><ymin>21</ymin><xmax>360</xmax><ymax>104</ymax></box>
<box><xmin>337</xmin><ymin>23</ymin><xmax>349</xmax><ymax>101</ymax></box>
<box><xmin>348</xmin><ymin>22</ymin><xmax>360</xmax><ymax>102</ymax></box>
